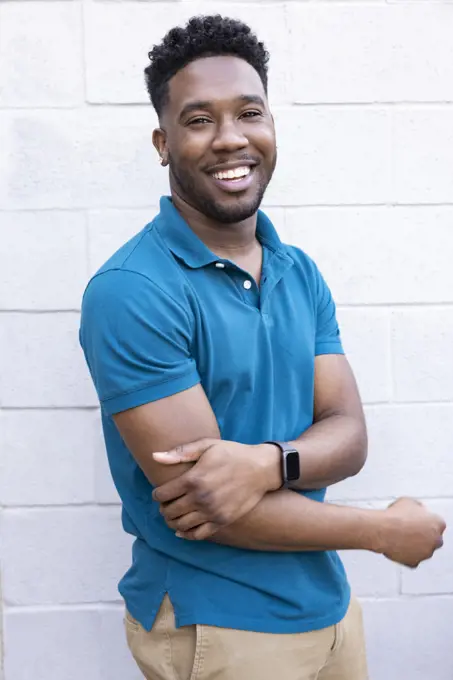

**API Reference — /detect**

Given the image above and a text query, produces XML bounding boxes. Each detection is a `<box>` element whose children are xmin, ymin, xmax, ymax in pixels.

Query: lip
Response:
<box><xmin>210</xmin><ymin>167</ymin><xmax>255</xmax><ymax>194</ymax></box>
<box><xmin>205</xmin><ymin>160</ymin><xmax>257</xmax><ymax>174</ymax></box>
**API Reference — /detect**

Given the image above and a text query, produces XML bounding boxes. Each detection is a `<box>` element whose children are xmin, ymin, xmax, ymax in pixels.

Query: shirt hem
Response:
<box><xmin>173</xmin><ymin>587</ymin><xmax>351</xmax><ymax>634</ymax></box>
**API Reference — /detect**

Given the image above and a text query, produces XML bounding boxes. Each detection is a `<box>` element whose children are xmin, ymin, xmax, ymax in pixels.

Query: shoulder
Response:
<box><xmin>82</xmin><ymin>220</ymin><xmax>190</xmax><ymax>315</ymax></box>
<box><xmin>282</xmin><ymin>243</ymin><xmax>326</xmax><ymax>293</ymax></box>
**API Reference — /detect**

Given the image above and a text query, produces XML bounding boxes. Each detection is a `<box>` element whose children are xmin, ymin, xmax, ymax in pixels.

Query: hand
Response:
<box><xmin>379</xmin><ymin>498</ymin><xmax>446</xmax><ymax>568</ymax></box>
<box><xmin>152</xmin><ymin>439</ymin><xmax>281</xmax><ymax>541</ymax></box>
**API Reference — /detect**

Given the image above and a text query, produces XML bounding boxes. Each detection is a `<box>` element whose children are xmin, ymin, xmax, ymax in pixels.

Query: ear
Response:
<box><xmin>152</xmin><ymin>128</ymin><xmax>168</xmax><ymax>166</ymax></box>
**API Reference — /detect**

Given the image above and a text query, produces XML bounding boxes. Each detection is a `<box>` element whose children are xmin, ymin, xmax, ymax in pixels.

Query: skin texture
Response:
<box><xmin>113</xmin><ymin>54</ymin><xmax>446</xmax><ymax>567</ymax></box>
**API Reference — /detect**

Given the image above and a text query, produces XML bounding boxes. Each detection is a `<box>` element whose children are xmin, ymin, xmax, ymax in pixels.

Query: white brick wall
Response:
<box><xmin>0</xmin><ymin>1</ymin><xmax>452</xmax><ymax>679</ymax></box>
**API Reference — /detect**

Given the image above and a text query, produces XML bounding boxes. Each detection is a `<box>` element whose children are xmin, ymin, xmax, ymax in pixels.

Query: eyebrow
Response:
<box><xmin>178</xmin><ymin>94</ymin><xmax>266</xmax><ymax>121</ymax></box>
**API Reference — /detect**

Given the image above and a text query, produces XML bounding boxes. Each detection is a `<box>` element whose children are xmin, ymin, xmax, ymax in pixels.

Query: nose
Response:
<box><xmin>211</xmin><ymin>118</ymin><xmax>248</xmax><ymax>153</ymax></box>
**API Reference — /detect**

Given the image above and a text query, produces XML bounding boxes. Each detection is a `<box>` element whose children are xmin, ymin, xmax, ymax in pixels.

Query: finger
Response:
<box><xmin>177</xmin><ymin>522</ymin><xmax>220</xmax><ymax>541</ymax></box>
<box><xmin>153</xmin><ymin>438</ymin><xmax>216</xmax><ymax>465</ymax></box>
<box><xmin>160</xmin><ymin>496</ymin><xmax>196</xmax><ymax>521</ymax></box>
<box><xmin>153</xmin><ymin>476</ymin><xmax>189</xmax><ymax>503</ymax></box>
<box><xmin>168</xmin><ymin>511</ymin><xmax>208</xmax><ymax>533</ymax></box>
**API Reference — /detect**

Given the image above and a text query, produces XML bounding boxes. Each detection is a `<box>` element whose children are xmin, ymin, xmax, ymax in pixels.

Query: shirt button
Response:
<box><xmin>243</xmin><ymin>280</ymin><xmax>252</xmax><ymax>290</ymax></box>
<box><xmin>215</xmin><ymin>262</ymin><xmax>225</xmax><ymax>269</ymax></box>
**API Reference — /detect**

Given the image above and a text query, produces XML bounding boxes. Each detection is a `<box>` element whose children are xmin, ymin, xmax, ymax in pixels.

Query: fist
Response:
<box><xmin>381</xmin><ymin>498</ymin><xmax>446</xmax><ymax>568</ymax></box>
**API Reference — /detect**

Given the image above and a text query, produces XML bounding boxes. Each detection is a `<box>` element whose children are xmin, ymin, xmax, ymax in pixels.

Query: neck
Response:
<box><xmin>171</xmin><ymin>190</ymin><xmax>260</xmax><ymax>259</ymax></box>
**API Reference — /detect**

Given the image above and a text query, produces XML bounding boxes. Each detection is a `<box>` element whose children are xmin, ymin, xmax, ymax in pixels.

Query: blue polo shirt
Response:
<box><xmin>80</xmin><ymin>196</ymin><xmax>350</xmax><ymax>633</ymax></box>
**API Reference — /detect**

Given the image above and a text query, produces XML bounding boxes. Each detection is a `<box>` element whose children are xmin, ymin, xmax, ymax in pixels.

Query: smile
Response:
<box><xmin>209</xmin><ymin>165</ymin><xmax>255</xmax><ymax>194</ymax></box>
<box><xmin>211</xmin><ymin>166</ymin><xmax>251</xmax><ymax>181</ymax></box>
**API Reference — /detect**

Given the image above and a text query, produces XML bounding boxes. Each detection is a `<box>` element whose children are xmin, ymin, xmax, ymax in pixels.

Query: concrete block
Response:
<box><xmin>0</xmin><ymin>312</ymin><xmax>97</xmax><ymax>407</ymax></box>
<box><xmin>389</xmin><ymin>0</ymin><xmax>453</xmax><ymax>3</ymax></box>
<box><xmin>0</xmin><ymin>211</ymin><xmax>87</xmax><ymax>310</ymax></box>
<box><xmin>2</xmin><ymin>507</ymin><xmax>131</xmax><ymax>605</ymax></box>
<box><xmin>3</xmin><ymin>608</ymin><xmax>99</xmax><ymax>680</ymax></box>
<box><xmin>392</xmin><ymin>308</ymin><xmax>453</xmax><ymax>402</ymax></box>
<box><xmin>0</xmin><ymin>410</ymin><xmax>101</xmax><ymax>506</ymax></box>
<box><xmin>87</xmin><ymin>208</ymin><xmax>156</xmax><ymax>274</ymax></box>
<box><xmin>336</xmin><ymin>308</ymin><xmax>391</xmax><ymax>404</ymax></box>
<box><xmin>267</xmin><ymin>107</ymin><xmax>391</xmax><ymax>206</ymax></box>
<box><xmin>0</xmin><ymin>569</ymin><xmax>3</xmax><ymax>680</ymax></box>
<box><xmin>340</xmin><ymin>550</ymin><xmax>399</xmax><ymax>598</ymax></box>
<box><xmin>285</xmin><ymin>206</ymin><xmax>453</xmax><ymax>304</ymax></box>
<box><xmin>0</xmin><ymin>108</ymin><xmax>169</xmax><ymax>210</ymax></box>
<box><xmin>289</xmin><ymin>5</ymin><xmax>390</xmax><ymax>103</ymax></box>
<box><xmin>330</xmin><ymin>404</ymin><xmax>453</xmax><ymax>501</ymax></box>
<box><xmin>0</xmin><ymin>2</ymin><xmax>83</xmax><ymax>107</ymax></box>
<box><xmin>393</xmin><ymin>107</ymin><xmax>453</xmax><ymax>204</ymax></box>
<box><xmin>389</xmin><ymin>5</ymin><xmax>453</xmax><ymax>101</ymax></box>
<box><xmin>362</xmin><ymin>596</ymin><xmax>453</xmax><ymax>680</ymax></box>
<box><xmin>84</xmin><ymin>2</ymin><xmax>291</xmax><ymax>106</ymax></box>
<box><xmin>289</xmin><ymin>4</ymin><xmax>453</xmax><ymax>103</ymax></box>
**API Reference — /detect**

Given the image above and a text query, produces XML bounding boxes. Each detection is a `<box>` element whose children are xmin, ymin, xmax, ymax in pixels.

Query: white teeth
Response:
<box><xmin>213</xmin><ymin>166</ymin><xmax>251</xmax><ymax>181</ymax></box>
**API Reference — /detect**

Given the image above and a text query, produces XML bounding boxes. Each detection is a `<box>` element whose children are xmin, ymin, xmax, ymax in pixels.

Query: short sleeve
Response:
<box><xmin>314</xmin><ymin>268</ymin><xmax>344</xmax><ymax>356</ymax></box>
<box><xmin>79</xmin><ymin>269</ymin><xmax>200</xmax><ymax>416</ymax></box>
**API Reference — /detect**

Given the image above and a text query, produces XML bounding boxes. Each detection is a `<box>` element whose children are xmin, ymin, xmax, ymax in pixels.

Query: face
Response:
<box><xmin>153</xmin><ymin>56</ymin><xmax>277</xmax><ymax>224</ymax></box>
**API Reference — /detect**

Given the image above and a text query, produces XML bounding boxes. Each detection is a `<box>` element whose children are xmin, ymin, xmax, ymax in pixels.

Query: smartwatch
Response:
<box><xmin>266</xmin><ymin>441</ymin><xmax>300</xmax><ymax>487</ymax></box>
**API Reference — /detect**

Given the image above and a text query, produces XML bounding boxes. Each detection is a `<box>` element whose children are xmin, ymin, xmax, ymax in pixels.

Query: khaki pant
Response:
<box><xmin>125</xmin><ymin>594</ymin><xmax>368</xmax><ymax>680</ymax></box>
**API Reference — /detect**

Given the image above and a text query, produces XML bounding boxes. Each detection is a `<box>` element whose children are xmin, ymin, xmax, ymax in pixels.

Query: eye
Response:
<box><xmin>187</xmin><ymin>116</ymin><xmax>212</xmax><ymax>126</ymax></box>
<box><xmin>240</xmin><ymin>110</ymin><xmax>262</xmax><ymax>119</ymax></box>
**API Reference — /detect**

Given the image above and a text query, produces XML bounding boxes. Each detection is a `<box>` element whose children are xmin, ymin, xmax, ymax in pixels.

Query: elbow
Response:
<box><xmin>349</xmin><ymin>424</ymin><xmax>368</xmax><ymax>477</ymax></box>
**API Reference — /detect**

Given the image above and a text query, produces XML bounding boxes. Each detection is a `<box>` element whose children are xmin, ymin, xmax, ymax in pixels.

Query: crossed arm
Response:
<box><xmin>115</xmin><ymin>354</ymin><xmax>364</xmax><ymax>538</ymax></box>
<box><xmin>113</xmin><ymin>354</ymin><xmax>445</xmax><ymax>566</ymax></box>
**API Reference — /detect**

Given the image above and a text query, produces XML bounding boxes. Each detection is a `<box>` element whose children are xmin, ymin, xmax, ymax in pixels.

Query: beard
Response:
<box><xmin>168</xmin><ymin>152</ymin><xmax>276</xmax><ymax>224</ymax></box>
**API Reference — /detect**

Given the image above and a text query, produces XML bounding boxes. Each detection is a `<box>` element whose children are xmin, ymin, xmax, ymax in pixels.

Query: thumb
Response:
<box><xmin>153</xmin><ymin>438</ymin><xmax>215</xmax><ymax>465</ymax></box>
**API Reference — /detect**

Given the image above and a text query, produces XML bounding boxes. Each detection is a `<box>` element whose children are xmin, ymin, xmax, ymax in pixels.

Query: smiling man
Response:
<box><xmin>80</xmin><ymin>15</ymin><xmax>445</xmax><ymax>680</ymax></box>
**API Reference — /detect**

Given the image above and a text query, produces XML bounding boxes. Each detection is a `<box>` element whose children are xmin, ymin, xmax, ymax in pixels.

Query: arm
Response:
<box><xmin>153</xmin><ymin>353</ymin><xmax>366</xmax><ymax>535</ymax></box>
<box><xmin>113</xmin><ymin>384</ymin><xmax>221</xmax><ymax>488</ymax></box>
<box><xmin>113</xmin><ymin>385</ymin><xmax>445</xmax><ymax>568</ymax></box>
<box><xmin>288</xmin><ymin>353</ymin><xmax>367</xmax><ymax>491</ymax></box>
<box><xmin>149</xmin><ymin>354</ymin><xmax>365</xmax><ymax>517</ymax></box>
<box><xmin>209</xmin><ymin>492</ymin><xmax>443</xmax><ymax>568</ymax></box>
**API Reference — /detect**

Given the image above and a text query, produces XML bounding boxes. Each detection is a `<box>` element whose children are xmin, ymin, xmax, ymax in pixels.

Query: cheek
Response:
<box><xmin>250</xmin><ymin>127</ymin><xmax>276</xmax><ymax>161</ymax></box>
<box><xmin>171</xmin><ymin>131</ymin><xmax>212</xmax><ymax>165</ymax></box>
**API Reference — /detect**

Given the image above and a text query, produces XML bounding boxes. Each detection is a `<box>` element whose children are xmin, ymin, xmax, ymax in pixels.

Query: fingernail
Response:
<box><xmin>175</xmin><ymin>532</ymin><xmax>183</xmax><ymax>538</ymax></box>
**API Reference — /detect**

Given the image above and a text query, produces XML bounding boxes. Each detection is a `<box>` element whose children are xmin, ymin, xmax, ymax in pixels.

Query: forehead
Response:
<box><xmin>167</xmin><ymin>55</ymin><xmax>266</xmax><ymax>111</ymax></box>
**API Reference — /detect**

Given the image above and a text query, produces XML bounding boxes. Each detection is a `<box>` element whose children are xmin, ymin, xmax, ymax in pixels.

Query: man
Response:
<box><xmin>80</xmin><ymin>15</ymin><xmax>445</xmax><ymax>680</ymax></box>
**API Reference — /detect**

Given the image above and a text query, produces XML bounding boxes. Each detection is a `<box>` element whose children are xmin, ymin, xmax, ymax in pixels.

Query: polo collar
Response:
<box><xmin>154</xmin><ymin>197</ymin><xmax>218</xmax><ymax>269</ymax></box>
<box><xmin>155</xmin><ymin>196</ymin><xmax>290</xmax><ymax>269</ymax></box>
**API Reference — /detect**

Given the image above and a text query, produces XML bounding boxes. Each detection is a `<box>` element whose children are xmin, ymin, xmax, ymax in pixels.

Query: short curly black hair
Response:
<box><xmin>145</xmin><ymin>15</ymin><xmax>269</xmax><ymax>117</ymax></box>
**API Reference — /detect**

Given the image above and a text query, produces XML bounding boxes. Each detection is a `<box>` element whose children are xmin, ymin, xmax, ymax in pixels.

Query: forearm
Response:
<box><xmin>287</xmin><ymin>413</ymin><xmax>367</xmax><ymax>490</ymax></box>
<box><xmin>211</xmin><ymin>489</ymin><xmax>382</xmax><ymax>552</ymax></box>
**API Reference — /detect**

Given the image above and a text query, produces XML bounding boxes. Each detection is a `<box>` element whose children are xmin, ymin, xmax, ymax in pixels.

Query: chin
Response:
<box><xmin>203</xmin><ymin>191</ymin><xmax>266</xmax><ymax>224</ymax></box>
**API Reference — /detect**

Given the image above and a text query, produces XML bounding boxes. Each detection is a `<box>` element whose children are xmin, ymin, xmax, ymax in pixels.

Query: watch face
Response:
<box><xmin>286</xmin><ymin>449</ymin><xmax>300</xmax><ymax>481</ymax></box>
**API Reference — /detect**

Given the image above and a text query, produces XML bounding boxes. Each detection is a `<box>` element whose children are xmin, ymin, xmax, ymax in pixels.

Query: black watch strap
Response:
<box><xmin>265</xmin><ymin>441</ymin><xmax>300</xmax><ymax>487</ymax></box>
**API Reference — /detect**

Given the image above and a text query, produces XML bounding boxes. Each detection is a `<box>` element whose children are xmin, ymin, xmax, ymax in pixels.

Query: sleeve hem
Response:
<box><xmin>315</xmin><ymin>341</ymin><xmax>345</xmax><ymax>357</ymax></box>
<box><xmin>101</xmin><ymin>370</ymin><xmax>201</xmax><ymax>416</ymax></box>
